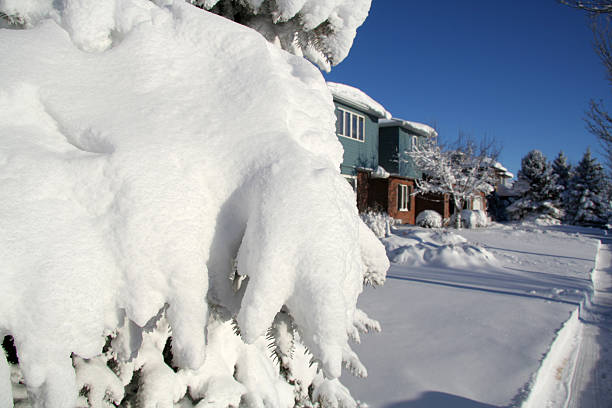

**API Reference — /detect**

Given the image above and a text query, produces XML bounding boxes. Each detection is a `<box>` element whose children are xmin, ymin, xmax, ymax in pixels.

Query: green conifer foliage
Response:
<box><xmin>567</xmin><ymin>149</ymin><xmax>609</xmax><ymax>226</ymax></box>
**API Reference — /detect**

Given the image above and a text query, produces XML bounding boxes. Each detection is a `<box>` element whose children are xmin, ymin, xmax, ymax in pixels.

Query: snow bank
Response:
<box><xmin>0</xmin><ymin>1</ymin><xmax>388</xmax><ymax>406</ymax></box>
<box><xmin>520</xmin><ymin>309</ymin><xmax>582</xmax><ymax>408</ymax></box>
<box><xmin>383</xmin><ymin>229</ymin><xmax>497</xmax><ymax>268</ymax></box>
<box><xmin>327</xmin><ymin>82</ymin><xmax>392</xmax><ymax>119</ymax></box>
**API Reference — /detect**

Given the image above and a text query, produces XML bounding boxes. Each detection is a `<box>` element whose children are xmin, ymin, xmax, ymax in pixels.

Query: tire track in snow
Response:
<box><xmin>523</xmin><ymin>242</ymin><xmax>612</xmax><ymax>408</ymax></box>
<box><xmin>565</xmin><ymin>243</ymin><xmax>612</xmax><ymax>408</ymax></box>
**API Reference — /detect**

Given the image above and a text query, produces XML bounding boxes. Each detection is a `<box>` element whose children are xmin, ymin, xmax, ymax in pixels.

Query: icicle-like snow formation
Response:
<box><xmin>0</xmin><ymin>0</ymin><xmax>388</xmax><ymax>406</ymax></box>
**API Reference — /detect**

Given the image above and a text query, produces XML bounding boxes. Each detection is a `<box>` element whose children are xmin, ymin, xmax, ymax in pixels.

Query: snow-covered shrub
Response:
<box><xmin>463</xmin><ymin>209</ymin><xmax>489</xmax><ymax>228</ymax></box>
<box><xmin>0</xmin><ymin>1</ymin><xmax>388</xmax><ymax>406</ymax></box>
<box><xmin>448</xmin><ymin>210</ymin><xmax>489</xmax><ymax>229</ymax></box>
<box><xmin>416</xmin><ymin>210</ymin><xmax>442</xmax><ymax>228</ymax></box>
<box><xmin>360</xmin><ymin>210</ymin><xmax>396</xmax><ymax>238</ymax></box>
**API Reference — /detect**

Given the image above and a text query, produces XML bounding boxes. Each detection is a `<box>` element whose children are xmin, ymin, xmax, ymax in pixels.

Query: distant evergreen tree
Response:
<box><xmin>507</xmin><ymin>150</ymin><xmax>562</xmax><ymax>221</ymax></box>
<box><xmin>552</xmin><ymin>151</ymin><xmax>572</xmax><ymax>212</ymax></box>
<box><xmin>566</xmin><ymin>149</ymin><xmax>609</xmax><ymax>226</ymax></box>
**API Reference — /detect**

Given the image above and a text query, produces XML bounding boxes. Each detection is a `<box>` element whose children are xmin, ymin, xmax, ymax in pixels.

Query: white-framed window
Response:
<box><xmin>335</xmin><ymin>108</ymin><xmax>365</xmax><ymax>142</ymax></box>
<box><xmin>397</xmin><ymin>184</ymin><xmax>410</xmax><ymax>212</ymax></box>
<box><xmin>472</xmin><ymin>196</ymin><xmax>483</xmax><ymax>210</ymax></box>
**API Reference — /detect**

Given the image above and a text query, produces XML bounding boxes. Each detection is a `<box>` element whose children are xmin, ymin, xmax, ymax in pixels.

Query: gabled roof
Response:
<box><xmin>379</xmin><ymin>118</ymin><xmax>438</xmax><ymax>138</ymax></box>
<box><xmin>327</xmin><ymin>82</ymin><xmax>392</xmax><ymax>119</ymax></box>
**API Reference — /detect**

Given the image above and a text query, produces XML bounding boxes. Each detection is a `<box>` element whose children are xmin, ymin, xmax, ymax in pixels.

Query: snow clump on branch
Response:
<box><xmin>0</xmin><ymin>0</ymin><xmax>388</xmax><ymax>406</ymax></box>
<box><xmin>188</xmin><ymin>0</ymin><xmax>372</xmax><ymax>71</ymax></box>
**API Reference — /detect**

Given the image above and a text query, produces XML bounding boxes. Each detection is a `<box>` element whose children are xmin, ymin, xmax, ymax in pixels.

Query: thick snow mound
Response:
<box><xmin>383</xmin><ymin>229</ymin><xmax>498</xmax><ymax>268</ymax></box>
<box><xmin>0</xmin><ymin>1</ymin><xmax>388</xmax><ymax>406</ymax></box>
<box><xmin>416</xmin><ymin>210</ymin><xmax>442</xmax><ymax>228</ymax></box>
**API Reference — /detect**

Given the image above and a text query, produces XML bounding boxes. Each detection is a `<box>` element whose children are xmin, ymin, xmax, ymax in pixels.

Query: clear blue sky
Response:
<box><xmin>323</xmin><ymin>0</ymin><xmax>612</xmax><ymax>177</ymax></box>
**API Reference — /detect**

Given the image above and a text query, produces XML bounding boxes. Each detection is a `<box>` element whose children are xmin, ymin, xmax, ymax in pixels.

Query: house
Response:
<box><xmin>328</xmin><ymin>82</ymin><xmax>482</xmax><ymax>224</ymax></box>
<box><xmin>367</xmin><ymin>117</ymin><xmax>443</xmax><ymax>224</ymax></box>
<box><xmin>327</xmin><ymin>82</ymin><xmax>391</xmax><ymax>189</ymax></box>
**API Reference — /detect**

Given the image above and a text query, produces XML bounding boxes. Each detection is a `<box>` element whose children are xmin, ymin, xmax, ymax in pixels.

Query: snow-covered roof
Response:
<box><xmin>489</xmin><ymin>161</ymin><xmax>514</xmax><ymax>179</ymax></box>
<box><xmin>327</xmin><ymin>82</ymin><xmax>392</xmax><ymax>119</ymax></box>
<box><xmin>379</xmin><ymin>118</ymin><xmax>438</xmax><ymax>138</ymax></box>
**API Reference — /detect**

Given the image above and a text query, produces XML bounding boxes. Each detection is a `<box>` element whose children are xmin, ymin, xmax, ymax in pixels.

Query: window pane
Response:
<box><xmin>344</xmin><ymin>111</ymin><xmax>350</xmax><ymax>136</ymax></box>
<box><xmin>351</xmin><ymin>114</ymin><xmax>357</xmax><ymax>139</ymax></box>
<box><xmin>397</xmin><ymin>185</ymin><xmax>402</xmax><ymax>211</ymax></box>
<box><xmin>336</xmin><ymin>109</ymin><xmax>343</xmax><ymax>134</ymax></box>
<box><xmin>359</xmin><ymin>117</ymin><xmax>364</xmax><ymax>141</ymax></box>
<box><xmin>408</xmin><ymin>186</ymin><xmax>413</xmax><ymax>210</ymax></box>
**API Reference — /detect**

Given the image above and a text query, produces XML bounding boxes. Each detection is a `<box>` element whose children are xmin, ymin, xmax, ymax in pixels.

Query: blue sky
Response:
<box><xmin>324</xmin><ymin>0</ymin><xmax>612</xmax><ymax>177</ymax></box>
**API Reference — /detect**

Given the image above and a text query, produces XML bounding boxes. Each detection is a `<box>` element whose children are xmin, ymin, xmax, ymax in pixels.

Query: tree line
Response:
<box><xmin>489</xmin><ymin>149</ymin><xmax>610</xmax><ymax>227</ymax></box>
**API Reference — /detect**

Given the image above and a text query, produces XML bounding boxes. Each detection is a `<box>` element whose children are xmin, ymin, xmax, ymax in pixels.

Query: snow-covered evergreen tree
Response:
<box><xmin>0</xmin><ymin>0</ymin><xmax>370</xmax><ymax>71</ymax></box>
<box><xmin>187</xmin><ymin>0</ymin><xmax>371</xmax><ymax>71</ymax></box>
<box><xmin>0</xmin><ymin>0</ymin><xmax>388</xmax><ymax>406</ymax></box>
<box><xmin>552</xmin><ymin>150</ymin><xmax>572</xmax><ymax>212</ymax></box>
<box><xmin>566</xmin><ymin>149</ymin><xmax>610</xmax><ymax>226</ymax></box>
<box><xmin>507</xmin><ymin>150</ymin><xmax>562</xmax><ymax>222</ymax></box>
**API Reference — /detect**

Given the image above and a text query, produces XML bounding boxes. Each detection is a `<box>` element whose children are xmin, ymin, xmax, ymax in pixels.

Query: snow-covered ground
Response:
<box><xmin>343</xmin><ymin>223</ymin><xmax>603</xmax><ymax>408</ymax></box>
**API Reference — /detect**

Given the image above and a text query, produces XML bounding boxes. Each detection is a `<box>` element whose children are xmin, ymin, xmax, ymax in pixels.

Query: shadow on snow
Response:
<box><xmin>384</xmin><ymin>392</ymin><xmax>500</xmax><ymax>408</ymax></box>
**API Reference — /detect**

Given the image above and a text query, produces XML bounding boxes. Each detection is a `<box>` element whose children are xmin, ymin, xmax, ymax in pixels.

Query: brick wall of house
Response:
<box><xmin>386</xmin><ymin>177</ymin><xmax>416</xmax><ymax>224</ymax></box>
<box><xmin>356</xmin><ymin>171</ymin><xmax>369</xmax><ymax>213</ymax></box>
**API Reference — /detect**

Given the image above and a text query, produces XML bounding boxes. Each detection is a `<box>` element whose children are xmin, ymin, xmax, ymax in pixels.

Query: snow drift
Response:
<box><xmin>383</xmin><ymin>229</ymin><xmax>498</xmax><ymax>268</ymax></box>
<box><xmin>0</xmin><ymin>0</ymin><xmax>388</xmax><ymax>406</ymax></box>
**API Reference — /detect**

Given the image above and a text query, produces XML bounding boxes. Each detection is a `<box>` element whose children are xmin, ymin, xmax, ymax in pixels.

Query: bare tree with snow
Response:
<box><xmin>560</xmin><ymin>1</ymin><xmax>612</xmax><ymax>175</ymax></box>
<box><xmin>406</xmin><ymin>133</ymin><xmax>498</xmax><ymax>228</ymax></box>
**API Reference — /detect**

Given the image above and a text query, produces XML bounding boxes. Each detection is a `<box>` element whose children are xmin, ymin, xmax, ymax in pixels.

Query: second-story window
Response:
<box><xmin>336</xmin><ymin>108</ymin><xmax>365</xmax><ymax>142</ymax></box>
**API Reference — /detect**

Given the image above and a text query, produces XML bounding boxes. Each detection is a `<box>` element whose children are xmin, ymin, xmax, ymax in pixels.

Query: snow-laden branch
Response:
<box><xmin>405</xmin><ymin>135</ymin><xmax>498</xmax><ymax>227</ymax></box>
<box><xmin>0</xmin><ymin>1</ymin><xmax>388</xmax><ymax>406</ymax></box>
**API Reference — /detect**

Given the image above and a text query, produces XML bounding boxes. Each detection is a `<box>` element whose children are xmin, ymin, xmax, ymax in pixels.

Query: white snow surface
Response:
<box><xmin>343</xmin><ymin>224</ymin><xmax>600</xmax><ymax>407</ymax></box>
<box><xmin>327</xmin><ymin>82</ymin><xmax>392</xmax><ymax>119</ymax></box>
<box><xmin>370</xmin><ymin>165</ymin><xmax>390</xmax><ymax>179</ymax></box>
<box><xmin>0</xmin><ymin>1</ymin><xmax>388</xmax><ymax>405</ymax></box>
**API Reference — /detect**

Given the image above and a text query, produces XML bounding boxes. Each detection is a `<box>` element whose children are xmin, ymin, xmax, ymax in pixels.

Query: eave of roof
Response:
<box><xmin>379</xmin><ymin>118</ymin><xmax>438</xmax><ymax>138</ymax></box>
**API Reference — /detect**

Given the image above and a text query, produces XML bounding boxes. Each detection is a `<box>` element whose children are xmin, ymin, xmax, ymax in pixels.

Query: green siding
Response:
<box><xmin>379</xmin><ymin>126</ymin><xmax>427</xmax><ymax>179</ymax></box>
<box><xmin>398</xmin><ymin>127</ymin><xmax>423</xmax><ymax>179</ymax></box>
<box><xmin>378</xmin><ymin>127</ymin><xmax>399</xmax><ymax>174</ymax></box>
<box><xmin>334</xmin><ymin>101</ymin><xmax>379</xmax><ymax>176</ymax></box>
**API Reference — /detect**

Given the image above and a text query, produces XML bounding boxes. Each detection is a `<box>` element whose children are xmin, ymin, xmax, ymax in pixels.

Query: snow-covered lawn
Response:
<box><xmin>343</xmin><ymin>223</ymin><xmax>600</xmax><ymax>408</ymax></box>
